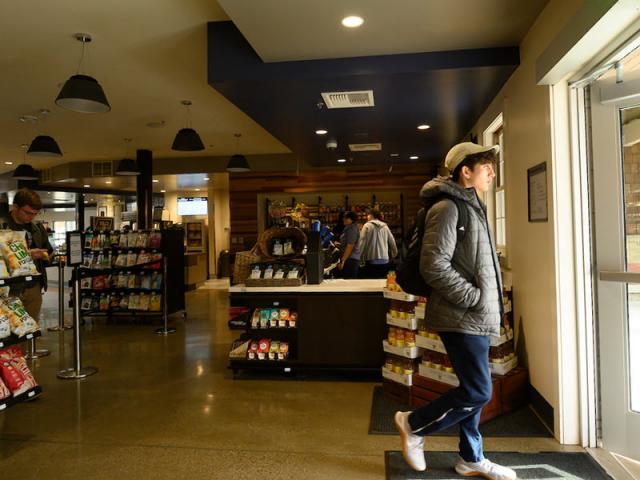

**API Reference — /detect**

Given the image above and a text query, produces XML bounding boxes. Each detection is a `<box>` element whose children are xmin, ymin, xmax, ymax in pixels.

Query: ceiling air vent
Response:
<box><xmin>92</xmin><ymin>161</ymin><xmax>113</xmax><ymax>177</ymax></box>
<box><xmin>321</xmin><ymin>90</ymin><xmax>374</xmax><ymax>109</ymax></box>
<box><xmin>349</xmin><ymin>143</ymin><xmax>382</xmax><ymax>152</ymax></box>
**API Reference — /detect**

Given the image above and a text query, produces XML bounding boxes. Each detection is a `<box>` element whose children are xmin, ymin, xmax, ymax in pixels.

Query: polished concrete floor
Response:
<box><xmin>1</xmin><ymin>282</ymin><xmax>583</xmax><ymax>479</ymax></box>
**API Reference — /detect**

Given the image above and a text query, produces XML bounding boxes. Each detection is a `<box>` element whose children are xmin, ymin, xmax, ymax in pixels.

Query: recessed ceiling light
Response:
<box><xmin>160</xmin><ymin>189</ymin><xmax>166</xmax><ymax>193</ymax></box>
<box><xmin>417</xmin><ymin>124</ymin><xmax>431</xmax><ymax>130</ymax></box>
<box><xmin>315</xmin><ymin>129</ymin><xmax>328</xmax><ymax>135</ymax></box>
<box><xmin>342</xmin><ymin>16</ymin><xmax>364</xmax><ymax>28</ymax></box>
<box><xmin>4</xmin><ymin>161</ymin><xmax>13</xmax><ymax>165</ymax></box>
<box><xmin>84</xmin><ymin>184</ymin><xmax>90</xmax><ymax>188</ymax></box>
<box><xmin>152</xmin><ymin>179</ymin><xmax>159</xmax><ymax>183</ymax></box>
<box><xmin>105</xmin><ymin>180</ymin><xmax>112</xmax><ymax>184</ymax></box>
<box><xmin>390</xmin><ymin>153</ymin><xmax>399</xmax><ymax>157</ymax></box>
<box><xmin>337</xmin><ymin>158</ymin><xmax>347</xmax><ymax>163</ymax></box>
<box><xmin>410</xmin><ymin>156</ymin><xmax>419</xmax><ymax>160</ymax></box>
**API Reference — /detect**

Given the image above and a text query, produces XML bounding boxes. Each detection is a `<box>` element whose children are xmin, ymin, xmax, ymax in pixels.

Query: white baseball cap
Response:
<box><xmin>444</xmin><ymin>142</ymin><xmax>500</xmax><ymax>173</ymax></box>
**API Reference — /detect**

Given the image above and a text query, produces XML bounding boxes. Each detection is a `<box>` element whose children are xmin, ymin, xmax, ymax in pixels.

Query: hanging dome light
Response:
<box><xmin>12</xmin><ymin>164</ymin><xmax>39</xmax><ymax>181</ymax></box>
<box><xmin>171</xmin><ymin>100</ymin><xmax>204</xmax><ymax>151</ymax></box>
<box><xmin>55</xmin><ymin>33</ymin><xmax>111</xmax><ymax>114</ymax></box>
<box><xmin>115</xmin><ymin>158</ymin><xmax>140</xmax><ymax>176</ymax></box>
<box><xmin>172</xmin><ymin>128</ymin><xmax>204</xmax><ymax>151</ymax></box>
<box><xmin>226</xmin><ymin>154</ymin><xmax>250</xmax><ymax>172</ymax></box>
<box><xmin>27</xmin><ymin>135</ymin><xmax>62</xmax><ymax>157</ymax></box>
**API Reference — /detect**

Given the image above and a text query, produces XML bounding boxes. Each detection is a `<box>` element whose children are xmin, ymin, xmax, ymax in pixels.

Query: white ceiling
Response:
<box><xmin>0</xmin><ymin>0</ymin><xmax>547</xmax><ymax>180</ymax></box>
<box><xmin>218</xmin><ymin>0</ymin><xmax>548</xmax><ymax>62</ymax></box>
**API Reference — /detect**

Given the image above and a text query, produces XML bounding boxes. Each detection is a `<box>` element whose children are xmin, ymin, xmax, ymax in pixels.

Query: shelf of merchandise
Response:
<box><xmin>383</xmin><ymin>339</ymin><xmax>420</xmax><ymax>359</ymax></box>
<box><xmin>0</xmin><ymin>330</ymin><xmax>41</xmax><ymax>350</ymax></box>
<box><xmin>386</xmin><ymin>313</ymin><xmax>418</xmax><ymax>330</ymax></box>
<box><xmin>382</xmin><ymin>366</ymin><xmax>413</xmax><ymax>386</ymax></box>
<box><xmin>418</xmin><ymin>363</ymin><xmax>460</xmax><ymax>387</ymax></box>
<box><xmin>78</xmin><ymin>229</ymin><xmax>185</xmax><ymax>321</ymax></box>
<box><xmin>0</xmin><ymin>386</ymin><xmax>43</xmax><ymax>412</ymax></box>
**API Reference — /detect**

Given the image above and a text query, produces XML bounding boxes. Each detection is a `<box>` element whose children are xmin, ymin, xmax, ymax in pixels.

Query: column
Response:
<box><xmin>136</xmin><ymin>149</ymin><xmax>153</xmax><ymax>230</ymax></box>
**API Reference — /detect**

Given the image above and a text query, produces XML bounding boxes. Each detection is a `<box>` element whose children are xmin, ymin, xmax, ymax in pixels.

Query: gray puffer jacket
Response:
<box><xmin>419</xmin><ymin>177</ymin><xmax>503</xmax><ymax>336</ymax></box>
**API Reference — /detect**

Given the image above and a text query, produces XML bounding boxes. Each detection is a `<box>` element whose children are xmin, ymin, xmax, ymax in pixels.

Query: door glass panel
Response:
<box><xmin>622</xmin><ymin>104</ymin><xmax>640</xmax><ymax>412</ymax></box>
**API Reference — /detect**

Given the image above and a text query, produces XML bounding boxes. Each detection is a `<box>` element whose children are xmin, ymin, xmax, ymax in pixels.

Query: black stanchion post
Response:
<box><xmin>155</xmin><ymin>256</ymin><xmax>176</xmax><ymax>335</ymax></box>
<box><xmin>57</xmin><ymin>232</ymin><xmax>97</xmax><ymax>380</ymax></box>
<box><xmin>48</xmin><ymin>258</ymin><xmax>71</xmax><ymax>331</ymax></box>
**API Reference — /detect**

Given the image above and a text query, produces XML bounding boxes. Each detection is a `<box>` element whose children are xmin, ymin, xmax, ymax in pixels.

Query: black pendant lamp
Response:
<box><xmin>12</xmin><ymin>164</ymin><xmax>39</xmax><ymax>181</ymax></box>
<box><xmin>55</xmin><ymin>33</ymin><xmax>111</xmax><ymax>114</ymax></box>
<box><xmin>27</xmin><ymin>135</ymin><xmax>63</xmax><ymax>157</ymax></box>
<box><xmin>172</xmin><ymin>100</ymin><xmax>204</xmax><ymax>151</ymax></box>
<box><xmin>226</xmin><ymin>133</ymin><xmax>250</xmax><ymax>172</ymax></box>
<box><xmin>115</xmin><ymin>138</ymin><xmax>140</xmax><ymax>176</ymax></box>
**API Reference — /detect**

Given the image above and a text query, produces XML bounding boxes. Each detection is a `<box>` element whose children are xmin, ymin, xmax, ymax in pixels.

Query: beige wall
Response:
<box><xmin>470</xmin><ymin>0</ymin><xmax>584</xmax><ymax>431</ymax></box>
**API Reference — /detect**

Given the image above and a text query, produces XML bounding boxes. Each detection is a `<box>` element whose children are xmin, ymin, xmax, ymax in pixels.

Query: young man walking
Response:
<box><xmin>394</xmin><ymin>143</ymin><xmax>516</xmax><ymax>480</ymax></box>
<box><xmin>358</xmin><ymin>209</ymin><xmax>398</xmax><ymax>278</ymax></box>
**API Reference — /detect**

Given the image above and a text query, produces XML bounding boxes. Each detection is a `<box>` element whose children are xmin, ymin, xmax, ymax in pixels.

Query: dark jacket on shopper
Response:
<box><xmin>419</xmin><ymin>177</ymin><xmax>503</xmax><ymax>336</ymax></box>
<box><xmin>1</xmin><ymin>214</ymin><xmax>53</xmax><ymax>290</ymax></box>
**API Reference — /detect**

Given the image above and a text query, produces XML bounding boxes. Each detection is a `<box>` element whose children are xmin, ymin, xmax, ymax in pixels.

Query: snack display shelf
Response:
<box><xmin>386</xmin><ymin>313</ymin><xmax>418</xmax><ymax>330</ymax></box>
<box><xmin>247</xmin><ymin>327</ymin><xmax>297</xmax><ymax>333</ymax></box>
<box><xmin>0</xmin><ymin>385</ymin><xmax>43</xmax><ymax>412</ymax></box>
<box><xmin>383</xmin><ymin>289</ymin><xmax>419</xmax><ymax>302</ymax></box>
<box><xmin>0</xmin><ymin>274</ymin><xmax>40</xmax><ymax>287</ymax></box>
<box><xmin>489</xmin><ymin>356</ymin><xmax>518</xmax><ymax>375</ymax></box>
<box><xmin>80</xmin><ymin>288</ymin><xmax>162</xmax><ymax>294</ymax></box>
<box><xmin>82</xmin><ymin>310</ymin><xmax>163</xmax><ymax>317</ymax></box>
<box><xmin>79</xmin><ymin>262</ymin><xmax>163</xmax><ymax>275</ymax></box>
<box><xmin>0</xmin><ymin>330</ymin><xmax>41</xmax><ymax>350</ymax></box>
<box><xmin>415</xmin><ymin>329</ymin><xmax>514</xmax><ymax>351</ymax></box>
<box><xmin>418</xmin><ymin>363</ymin><xmax>460</xmax><ymax>387</ymax></box>
<box><xmin>383</xmin><ymin>340</ymin><xmax>420</xmax><ymax>359</ymax></box>
<box><xmin>382</xmin><ymin>366</ymin><xmax>413</xmax><ymax>386</ymax></box>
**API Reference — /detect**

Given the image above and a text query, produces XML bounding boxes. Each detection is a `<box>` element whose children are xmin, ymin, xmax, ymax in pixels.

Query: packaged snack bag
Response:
<box><xmin>136</xmin><ymin>232</ymin><xmax>148</xmax><ymax>248</ymax></box>
<box><xmin>0</xmin><ymin>376</ymin><xmax>10</xmax><ymax>400</ymax></box>
<box><xmin>127</xmin><ymin>273</ymin><xmax>136</xmax><ymax>289</ymax></box>
<box><xmin>110</xmin><ymin>231</ymin><xmax>120</xmax><ymax>247</ymax></box>
<box><xmin>0</xmin><ymin>259</ymin><xmax>10</xmax><ymax>279</ymax></box>
<box><xmin>127</xmin><ymin>232</ymin><xmax>137</xmax><ymax>248</ymax></box>
<box><xmin>251</xmin><ymin>309</ymin><xmax>260</xmax><ymax>328</ymax></box>
<box><xmin>0</xmin><ymin>358</ymin><xmax>30</xmax><ymax>396</ymax></box>
<box><xmin>81</xmin><ymin>296</ymin><xmax>93</xmax><ymax>311</ymax></box>
<box><xmin>149</xmin><ymin>231</ymin><xmax>162</xmax><ymax>249</ymax></box>
<box><xmin>119</xmin><ymin>295</ymin><xmax>129</xmax><ymax>309</ymax></box>
<box><xmin>0</xmin><ymin>314</ymin><xmax>11</xmax><ymax>339</ymax></box>
<box><xmin>248</xmin><ymin>340</ymin><xmax>259</xmax><ymax>360</ymax></box>
<box><xmin>0</xmin><ymin>346</ymin><xmax>37</xmax><ymax>395</ymax></box>
<box><xmin>128</xmin><ymin>293</ymin><xmax>139</xmax><ymax>310</ymax></box>
<box><xmin>102</xmin><ymin>252</ymin><xmax>112</xmax><ymax>268</ymax></box>
<box><xmin>149</xmin><ymin>294</ymin><xmax>162</xmax><ymax>311</ymax></box>
<box><xmin>116</xmin><ymin>273</ymin><xmax>127</xmax><ymax>288</ymax></box>
<box><xmin>151</xmin><ymin>273</ymin><xmax>162</xmax><ymax>290</ymax></box>
<box><xmin>288</xmin><ymin>312</ymin><xmax>298</xmax><ymax>328</ymax></box>
<box><xmin>0</xmin><ymin>287</ymin><xmax>8</xmax><ymax>299</ymax></box>
<box><xmin>81</xmin><ymin>277</ymin><xmax>92</xmax><ymax>289</ymax></box>
<box><xmin>259</xmin><ymin>309</ymin><xmax>269</xmax><ymax>329</ymax></box>
<box><xmin>137</xmin><ymin>251</ymin><xmax>151</xmax><ymax>265</ymax></box>
<box><xmin>4</xmin><ymin>298</ymin><xmax>38</xmax><ymax>337</ymax></box>
<box><xmin>141</xmin><ymin>274</ymin><xmax>151</xmax><ymax>290</ymax></box>
<box><xmin>127</xmin><ymin>252</ymin><xmax>138</xmax><ymax>267</ymax></box>
<box><xmin>91</xmin><ymin>295</ymin><xmax>100</xmax><ymax>312</ymax></box>
<box><xmin>257</xmin><ymin>338</ymin><xmax>270</xmax><ymax>360</ymax></box>
<box><xmin>138</xmin><ymin>294</ymin><xmax>150</xmax><ymax>311</ymax></box>
<box><xmin>110</xmin><ymin>294</ymin><xmax>121</xmax><ymax>310</ymax></box>
<box><xmin>269</xmin><ymin>308</ymin><xmax>279</xmax><ymax>327</ymax></box>
<box><xmin>99</xmin><ymin>294</ymin><xmax>109</xmax><ymax>312</ymax></box>
<box><xmin>92</xmin><ymin>275</ymin><xmax>105</xmax><ymax>290</ymax></box>
<box><xmin>95</xmin><ymin>253</ymin><xmax>104</xmax><ymax>269</ymax></box>
<box><xmin>90</xmin><ymin>234</ymin><xmax>100</xmax><ymax>251</ymax></box>
<box><xmin>103</xmin><ymin>233</ymin><xmax>111</xmax><ymax>249</ymax></box>
<box><xmin>269</xmin><ymin>341</ymin><xmax>279</xmax><ymax>360</ymax></box>
<box><xmin>84</xmin><ymin>232</ymin><xmax>93</xmax><ymax>249</ymax></box>
<box><xmin>0</xmin><ymin>231</ymin><xmax>39</xmax><ymax>277</ymax></box>
<box><xmin>278</xmin><ymin>342</ymin><xmax>289</xmax><ymax>360</ymax></box>
<box><xmin>119</xmin><ymin>232</ymin><xmax>128</xmax><ymax>248</ymax></box>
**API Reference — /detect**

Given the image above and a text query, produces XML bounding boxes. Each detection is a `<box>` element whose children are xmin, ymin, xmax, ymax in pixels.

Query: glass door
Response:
<box><xmin>591</xmin><ymin>67</ymin><xmax>640</xmax><ymax>461</ymax></box>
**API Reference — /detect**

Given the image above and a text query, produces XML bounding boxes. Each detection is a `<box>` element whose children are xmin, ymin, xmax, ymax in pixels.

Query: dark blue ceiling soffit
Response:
<box><xmin>207</xmin><ymin>21</ymin><xmax>519</xmax><ymax>168</ymax></box>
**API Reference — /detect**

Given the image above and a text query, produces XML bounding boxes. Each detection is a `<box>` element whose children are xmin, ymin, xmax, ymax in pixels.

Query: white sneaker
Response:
<box><xmin>455</xmin><ymin>457</ymin><xmax>517</xmax><ymax>480</ymax></box>
<box><xmin>394</xmin><ymin>411</ymin><xmax>426</xmax><ymax>472</ymax></box>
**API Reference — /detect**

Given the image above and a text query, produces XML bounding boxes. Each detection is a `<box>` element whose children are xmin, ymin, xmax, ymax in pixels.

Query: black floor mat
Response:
<box><xmin>385</xmin><ymin>451</ymin><xmax>611</xmax><ymax>480</ymax></box>
<box><xmin>370</xmin><ymin>386</ymin><xmax>552</xmax><ymax>437</ymax></box>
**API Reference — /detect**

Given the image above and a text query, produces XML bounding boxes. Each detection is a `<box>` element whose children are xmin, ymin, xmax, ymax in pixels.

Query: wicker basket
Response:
<box><xmin>258</xmin><ymin>227</ymin><xmax>307</xmax><ymax>259</ymax></box>
<box><xmin>232</xmin><ymin>246</ymin><xmax>261</xmax><ymax>285</ymax></box>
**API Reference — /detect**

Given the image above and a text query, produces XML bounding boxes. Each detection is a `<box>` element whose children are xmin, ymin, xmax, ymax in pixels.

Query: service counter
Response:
<box><xmin>229</xmin><ymin>279</ymin><xmax>387</xmax><ymax>374</ymax></box>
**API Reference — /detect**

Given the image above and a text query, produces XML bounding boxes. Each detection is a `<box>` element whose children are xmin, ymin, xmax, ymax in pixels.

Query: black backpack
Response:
<box><xmin>396</xmin><ymin>195</ymin><xmax>468</xmax><ymax>297</ymax></box>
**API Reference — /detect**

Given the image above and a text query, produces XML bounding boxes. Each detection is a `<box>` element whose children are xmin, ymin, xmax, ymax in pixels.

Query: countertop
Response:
<box><xmin>229</xmin><ymin>279</ymin><xmax>386</xmax><ymax>294</ymax></box>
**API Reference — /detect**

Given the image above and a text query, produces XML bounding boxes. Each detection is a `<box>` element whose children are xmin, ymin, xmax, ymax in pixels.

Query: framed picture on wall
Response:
<box><xmin>527</xmin><ymin>162</ymin><xmax>548</xmax><ymax>222</ymax></box>
<box><xmin>90</xmin><ymin>216</ymin><xmax>114</xmax><ymax>231</ymax></box>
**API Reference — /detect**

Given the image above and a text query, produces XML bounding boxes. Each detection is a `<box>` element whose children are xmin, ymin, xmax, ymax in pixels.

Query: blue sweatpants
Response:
<box><xmin>408</xmin><ymin>332</ymin><xmax>492</xmax><ymax>463</ymax></box>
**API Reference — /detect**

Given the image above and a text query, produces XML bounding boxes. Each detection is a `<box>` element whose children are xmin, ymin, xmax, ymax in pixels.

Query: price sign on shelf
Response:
<box><xmin>67</xmin><ymin>232</ymin><xmax>83</xmax><ymax>266</ymax></box>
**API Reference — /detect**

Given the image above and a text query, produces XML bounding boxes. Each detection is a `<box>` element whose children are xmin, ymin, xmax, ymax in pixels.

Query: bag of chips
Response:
<box><xmin>0</xmin><ymin>375</ymin><xmax>10</xmax><ymax>400</ymax></box>
<box><xmin>81</xmin><ymin>295</ymin><xmax>93</xmax><ymax>311</ymax></box>
<box><xmin>140</xmin><ymin>274</ymin><xmax>151</xmax><ymax>290</ymax></box>
<box><xmin>127</xmin><ymin>252</ymin><xmax>138</xmax><ymax>267</ymax></box>
<box><xmin>81</xmin><ymin>277</ymin><xmax>92</xmax><ymax>289</ymax></box>
<box><xmin>151</xmin><ymin>273</ymin><xmax>162</xmax><ymax>290</ymax></box>
<box><xmin>1</xmin><ymin>298</ymin><xmax>38</xmax><ymax>337</ymax></box>
<box><xmin>0</xmin><ymin>231</ymin><xmax>39</xmax><ymax>277</ymax></box>
<box><xmin>138</xmin><ymin>294</ymin><xmax>150</xmax><ymax>311</ymax></box>
<box><xmin>0</xmin><ymin>314</ymin><xmax>11</xmax><ymax>339</ymax></box>
<box><xmin>136</xmin><ymin>232</ymin><xmax>148</xmax><ymax>248</ymax></box>
<box><xmin>0</xmin><ymin>346</ymin><xmax>37</xmax><ymax>396</ymax></box>
<box><xmin>149</xmin><ymin>294</ymin><xmax>162</xmax><ymax>312</ymax></box>
<box><xmin>149</xmin><ymin>231</ymin><xmax>162</xmax><ymax>249</ymax></box>
<box><xmin>0</xmin><ymin>259</ymin><xmax>10</xmax><ymax>279</ymax></box>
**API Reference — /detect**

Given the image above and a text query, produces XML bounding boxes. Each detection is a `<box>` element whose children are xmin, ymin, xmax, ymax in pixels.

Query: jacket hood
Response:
<box><xmin>419</xmin><ymin>176</ymin><xmax>481</xmax><ymax>210</ymax></box>
<box><xmin>368</xmin><ymin>219</ymin><xmax>387</xmax><ymax>228</ymax></box>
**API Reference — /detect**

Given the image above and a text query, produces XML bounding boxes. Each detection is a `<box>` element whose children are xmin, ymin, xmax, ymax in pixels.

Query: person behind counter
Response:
<box><xmin>337</xmin><ymin>211</ymin><xmax>360</xmax><ymax>279</ymax></box>
<box><xmin>1</xmin><ymin>188</ymin><xmax>53</xmax><ymax>320</ymax></box>
<box><xmin>358</xmin><ymin>208</ymin><xmax>398</xmax><ymax>279</ymax></box>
